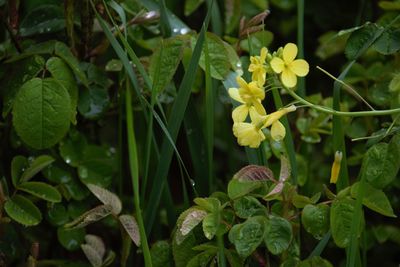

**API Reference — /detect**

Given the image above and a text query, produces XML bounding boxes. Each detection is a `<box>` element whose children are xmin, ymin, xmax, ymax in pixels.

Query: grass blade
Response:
<box><xmin>125</xmin><ymin>80</ymin><xmax>152</xmax><ymax>267</ymax></box>
<box><xmin>309</xmin><ymin>231</ymin><xmax>331</xmax><ymax>258</ymax></box>
<box><xmin>144</xmin><ymin>2</ymin><xmax>214</xmax><ymax>234</ymax></box>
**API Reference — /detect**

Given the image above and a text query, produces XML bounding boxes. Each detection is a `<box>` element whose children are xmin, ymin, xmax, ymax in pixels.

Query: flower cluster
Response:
<box><xmin>228</xmin><ymin>43</ymin><xmax>309</xmax><ymax>148</ymax></box>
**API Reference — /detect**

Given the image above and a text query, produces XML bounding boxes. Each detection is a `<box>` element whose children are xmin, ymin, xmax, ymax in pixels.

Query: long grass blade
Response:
<box><xmin>308</xmin><ymin>231</ymin><xmax>331</xmax><ymax>258</ymax></box>
<box><xmin>144</xmin><ymin>2</ymin><xmax>214</xmax><ymax>234</ymax></box>
<box><xmin>204</xmin><ymin>31</ymin><xmax>215</xmax><ymax>193</ymax></box>
<box><xmin>125</xmin><ymin>80</ymin><xmax>152</xmax><ymax>267</ymax></box>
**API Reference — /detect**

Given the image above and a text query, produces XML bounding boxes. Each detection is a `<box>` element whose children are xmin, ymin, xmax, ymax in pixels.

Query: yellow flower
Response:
<box><xmin>270</xmin><ymin>43</ymin><xmax>309</xmax><ymax>88</ymax></box>
<box><xmin>233</xmin><ymin>107</ymin><xmax>266</xmax><ymax>148</ymax></box>
<box><xmin>228</xmin><ymin>76</ymin><xmax>266</xmax><ymax>122</ymax></box>
<box><xmin>263</xmin><ymin>105</ymin><xmax>297</xmax><ymax>141</ymax></box>
<box><xmin>249</xmin><ymin>47</ymin><xmax>268</xmax><ymax>86</ymax></box>
<box><xmin>330</xmin><ymin>151</ymin><xmax>343</xmax><ymax>184</ymax></box>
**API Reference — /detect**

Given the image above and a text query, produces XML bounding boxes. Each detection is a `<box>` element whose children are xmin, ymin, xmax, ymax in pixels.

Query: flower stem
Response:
<box><xmin>286</xmin><ymin>89</ymin><xmax>400</xmax><ymax>117</ymax></box>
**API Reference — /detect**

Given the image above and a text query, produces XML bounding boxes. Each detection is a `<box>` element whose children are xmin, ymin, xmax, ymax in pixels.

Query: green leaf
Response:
<box><xmin>46</xmin><ymin>57</ymin><xmax>78</xmax><ymax>124</ymax></box>
<box><xmin>186</xmin><ymin>250</ymin><xmax>215</xmax><ymax>267</ymax></box>
<box><xmin>330</xmin><ymin>198</ymin><xmax>363</xmax><ymax>248</ymax></box>
<box><xmin>301</xmin><ymin>204</ymin><xmax>330</xmax><ymax>239</ymax></box>
<box><xmin>59</xmin><ymin>130</ymin><xmax>87</xmax><ymax>167</ymax></box>
<box><xmin>1</xmin><ymin>55</ymin><xmax>45</xmax><ymax>117</ymax></box>
<box><xmin>345</xmin><ymin>23</ymin><xmax>383</xmax><ymax>60</ymax></box>
<box><xmin>373</xmin><ymin>28</ymin><xmax>400</xmax><ymax>55</ymax></box>
<box><xmin>192</xmin><ymin>32</ymin><xmax>231</xmax><ymax>80</ymax></box>
<box><xmin>151</xmin><ymin>240</ymin><xmax>172</xmax><ymax>267</ymax></box>
<box><xmin>233</xmin><ymin>196</ymin><xmax>265</xmax><ymax>219</ymax></box>
<box><xmin>360</xmin><ymin>134</ymin><xmax>400</xmax><ymax>188</ymax></box>
<box><xmin>78</xmin><ymin>84</ymin><xmax>110</xmax><ymax>119</ymax></box>
<box><xmin>240</xmin><ymin>31</ymin><xmax>274</xmax><ymax>55</ymax></box>
<box><xmin>149</xmin><ymin>36</ymin><xmax>186</xmax><ymax>93</ymax></box>
<box><xmin>54</xmin><ymin>42</ymin><xmax>88</xmax><ymax>87</ymax></box>
<box><xmin>47</xmin><ymin>203</ymin><xmax>70</xmax><ymax>226</ymax></box>
<box><xmin>202</xmin><ymin>213</ymin><xmax>219</xmax><ymax>240</ymax></box>
<box><xmin>11</xmin><ymin>155</ymin><xmax>28</xmax><ymax>187</ymax></box>
<box><xmin>264</xmin><ymin>215</ymin><xmax>292</xmax><ymax>255</ymax></box>
<box><xmin>224</xmin><ymin>0</ymin><xmax>241</xmax><ymax>34</ymax></box>
<box><xmin>297</xmin><ymin>256</ymin><xmax>333</xmax><ymax>267</ymax></box>
<box><xmin>21</xmin><ymin>155</ymin><xmax>55</xmax><ymax>182</ymax></box>
<box><xmin>42</xmin><ymin>163</ymin><xmax>73</xmax><ymax>184</ymax></box>
<box><xmin>57</xmin><ymin>227</ymin><xmax>86</xmax><ymax>251</ymax></box>
<box><xmin>19</xmin><ymin>5</ymin><xmax>65</xmax><ymax>37</ymax></box>
<box><xmin>351</xmin><ymin>182</ymin><xmax>396</xmax><ymax>217</ymax></box>
<box><xmin>12</xmin><ymin>78</ymin><xmax>71</xmax><ymax>149</ymax></box>
<box><xmin>78</xmin><ymin>63</ymin><xmax>112</xmax><ymax>119</ymax></box>
<box><xmin>4</xmin><ymin>194</ymin><xmax>42</xmax><ymax>226</ymax></box>
<box><xmin>228</xmin><ymin>216</ymin><xmax>266</xmax><ymax>258</ymax></box>
<box><xmin>87</xmin><ymin>184</ymin><xmax>122</xmax><ymax>215</ymax></box>
<box><xmin>119</xmin><ymin>214</ymin><xmax>141</xmax><ymax>246</ymax></box>
<box><xmin>17</xmin><ymin>181</ymin><xmax>61</xmax><ymax>203</ymax></box>
<box><xmin>63</xmin><ymin>178</ymin><xmax>90</xmax><ymax>201</ymax></box>
<box><xmin>184</xmin><ymin>0</ymin><xmax>205</xmax><ymax>16</ymax></box>
<box><xmin>228</xmin><ymin>179</ymin><xmax>264</xmax><ymax>199</ymax></box>
<box><xmin>77</xmin><ymin>145</ymin><xmax>117</xmax><ymax>187</ymax></box>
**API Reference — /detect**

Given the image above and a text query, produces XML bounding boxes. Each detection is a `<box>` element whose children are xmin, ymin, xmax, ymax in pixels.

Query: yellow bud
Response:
<box><xmin>330</xmin><ymin>151</ymin><xmax>343</xmax><ymax>184</ymax></box>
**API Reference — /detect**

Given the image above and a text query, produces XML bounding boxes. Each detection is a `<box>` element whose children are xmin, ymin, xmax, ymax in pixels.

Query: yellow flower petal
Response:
<box><xmin>290</xmin><ymin>59</ymin><xmax>309</xmax><ymax>77</ymax></box>
<box><xmin>271</xmin><ymin>120</ymin><xmax>286</xmax><ymax>141</ymax></box>
<box><xmin>249</xmin><ymin>106</ymin><xmax>266</xmax><ymax>126</ymax></box>
<box><xmin>248</xmin><ymin>81</ymin><xmax>265</xmax><ymax>100</ymax></box>
<box><xmin>232</xmin><ymin>104</ymin><xmax>249</xmax><ymax>122</ymax></box>
<box><xmin>260</xmin><ymin>47</ymin><xmax>268</xmax><ymax>62</ymax></box>
<box><xmin>236</xmin><ymin>76</ymin><xmax>248</xmax><ymax>89</ymax></box>
<box><xmin>281</xmin><ymin>68</ymin><xmax>297</xmax><ymax>88</ymax></box>
<box><xmin>264</xmin><ymin>105</ymin><xmax>296</xmax><ymax>127</ymax></box>
<box><xmin>252</xmin><ymin>71</ymin><xmax>266</xmax><ymax>87</ymax></box>
<box><xmin>228</xmin><ymin>88</ymin><xmax>244</xmax><ymax>103</ymax></box>
<box><xmin>270</xmin><ymin>57</ymin><xmax>285</xmax><ymax>74</ymax></box>
<box><xmin>233</xmin><ymin>123</ymin><xmax>265</xmax><ymax>148</ymax></box>
<box><xmin>283</xmin><ymin>43</ymin><xmax>298</xmax><ymax>63</ymax></box>
<box><xmin>252</xmin><ymin>100</ymin><xmax>266</xmax><ymax>116</ymax></box>
<box><xmin>330</xmin><ymin>151</ymin><xmax>343</xmax><ymax>184</ymax></box>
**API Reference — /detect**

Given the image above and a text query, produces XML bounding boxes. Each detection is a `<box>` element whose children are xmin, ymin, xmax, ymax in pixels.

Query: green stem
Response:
<box><xmin>271</xmin><ymin>87</ymin><xmax>298</xmax><ymax>184</ymax></box>
<box><xmin>296</xmin><ymin>0</ymin><xmax>305</xmax><ymax>97</ymax></box>
<box><xmin>286</xmin><ymin>89</ymin><xmax>400</xmax><ymax>117</ymax></box>
<box><xmin>125</xmin><ymin>81</ymin><xmax>152</xmax><ymax>267</ymax></box>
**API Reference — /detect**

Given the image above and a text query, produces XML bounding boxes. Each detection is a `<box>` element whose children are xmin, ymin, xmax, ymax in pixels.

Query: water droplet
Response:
<box><xmin>144</xmin><ymin>11</ymin><xmax>157</xmax><ymax>19</ymax></box>
<box><xmin>190</xmin><ymin>179</ymin><xmax>196</xmax><ymax>187</ymax></box>
<box><xmin>172</xmin><ymin>28</ymin><xmax>179</xmax><ymax>33</ymax></box>
<box><xmin>79</xmin><ymin>167</ymin><xmax>89</xmax><ymax>179</ymax></box>
<box><xmin>180</xmin><ymin>28</ymin><xmax>189</xmax><ymax>35</ymax></box>
<box><xmin>65</xmin><ymin>157</ymin><xmax>71</xmax><ymax>164</ymax></box>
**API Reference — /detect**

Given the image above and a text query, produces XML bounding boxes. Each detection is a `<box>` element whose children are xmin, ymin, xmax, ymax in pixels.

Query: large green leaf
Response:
<box><xmin>330</xmin><ymin>198</ymin><xmax>363</xmax><ymax>248</ymax></box>
<box><xmin>78</xmin><ymin>84</ymin><xmax>110</xmax><ymax>119</ymax></box>
<box><xmin>228</xmin><ymin>216</ymin><xmax>266</xmax><ymax>258</ymax></box>
<box><xmin>4</xmin><ymin>195</ymin><xmax>42</xmax><ymax>226</ymax></box>
<box><xmin>373</xmin><ymin>27</ymin><xmax>400</xmax><ymax>55</ymax></box>
<box><xmin>17</xmin><ymin>181</ymin><xmax>61</xmax><ymax>203</ymax></box>
<box><xmin>297</xmin><ymin>256</ymin><xmax>333</xmax><ymax>267</ymax></box>
<box><xmin>12</xmin><ymin>78</ymin><xmax>71</xmax><ymax>149</ymax></box>
<box><xmin>351</xmin><ymin>182</ymin><xmax>396</xmax><ymax>217</ymax></box>
<box><xmin>301</xmin><ymin>204</ymin><xmax>330</xmax><ymax>239</ymax></box>
<box><xmin>46</xmin><ymin>57</ymin><xmax>78</xmax><ymax>124</ymax></box>
<box><xmin>360</xmin><ymin>134</ymin><xmax>400</xmax><ymax>188</ymax></box>
<box><xmin>149</xmin><ymin>36</ymin><xmax>187</xmax><ymax>93</ymax></box>
<box><xmin>47</xmin><ymin>203</ymin><xmax>70</xmax><ymax>226</ymax></box>
<box><xmin>345</xmin><ymin>23</ymin><xmax>383</xmax><ymax>60</ymax></box>
<box><xmin>151</xmin><ymin>240</ymin><xmax>172</xmax><ymax>267</ymax></box>
<box><xmin>20</xmin><ymin>155</ymin><xmax>55</xmax><ymax>182</ymax></box>
<box><xmin>264</xmin><ymin>215</ymin><xmax>292</xmax><ymax>255</ymax></box>
<box><xmin>19</xmin><ymin>5</ymin><xmax>65</xmax><ymax>37</ymax></box>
